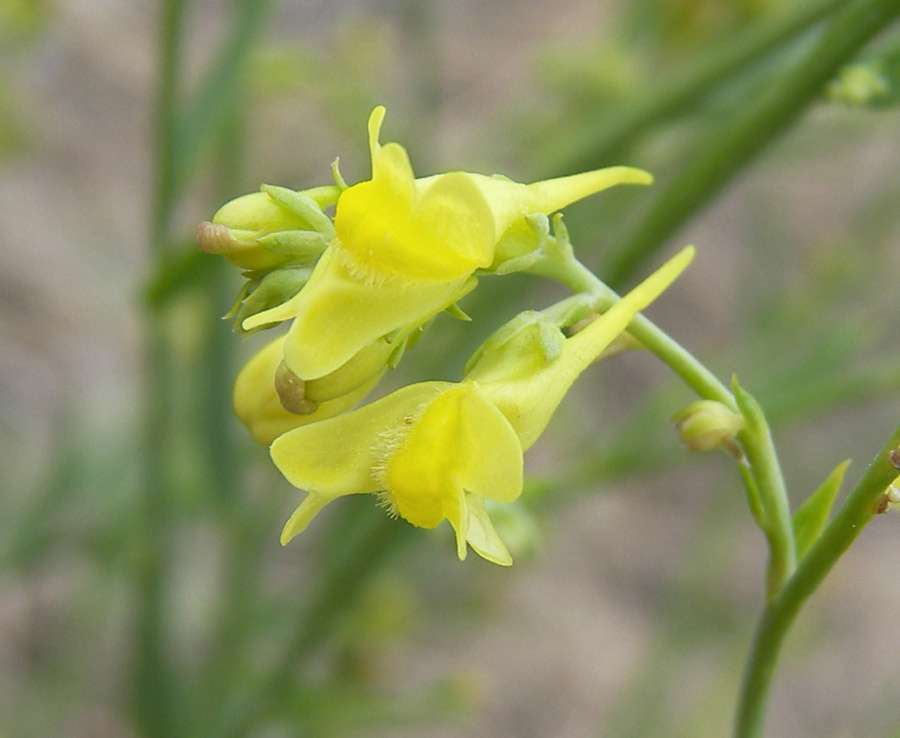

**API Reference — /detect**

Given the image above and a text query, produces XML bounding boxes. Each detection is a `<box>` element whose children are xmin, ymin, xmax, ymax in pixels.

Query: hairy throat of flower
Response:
<box><xmin>372</xmin><ymin>390</ymin><xmax>466</xmax><ymax>529</ymax></box>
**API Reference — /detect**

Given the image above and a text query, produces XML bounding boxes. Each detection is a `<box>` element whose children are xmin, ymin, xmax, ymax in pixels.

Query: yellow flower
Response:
<box><xmin>243</xmin><ymin>106</ymin><xmax>652</xmax><ymax>380</ymax></box>
<box><xmin>272</xmin><ymin>381</ymin><xmax>522</xmax><ymax>565</ymax></box>
<box><xmin>269</xmin><ymin>247</ymin><xmax>693</xmax><ymax>564</ymax></box>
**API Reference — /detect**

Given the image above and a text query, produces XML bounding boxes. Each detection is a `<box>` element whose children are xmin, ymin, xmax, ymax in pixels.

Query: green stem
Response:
<box><xmin>733</xmin><ymin>385</ymin><xmax>796</xmax><ymax>597</ymax></box>
<box><xmin>214</xmin><ymin>512</ymin><xmax>413</xmax><ymax>738</ymax></box>
<box><xmin>734</xmin><ymin>423</ymin><xmax>900</xmax><ymax>738</ymax></box>
<box><xmin>541</xmin><ymin>248</ymin><xmax>797</xmax><ymax>593</ymax></box>
<box><xmin>134</xmin><ymin>1</ymin><xmax>188</xmax><ymax>736</ymax></box>
<box><xmin>150</xmin><ymin>0</ymin><xmax>184</xmax><ymax>256</ymax></box>
<box><xmin>605</xmin><ymin>0</ymin><xmax>900</xmax><ymax>286</ymax></box>
<box><xmin>171</xmin><ymin>0</ymin><xmax>274</xmax><ymax>187</ymax></box>
<box><xmin>538</xmin><ymin>0</ymin><xmax>849</xmax><ymax>173</ymax></box>
<box><xmin>551</xmin><ymin>253</ymin><xmax>734</xmax><ymax>407</ymax></box>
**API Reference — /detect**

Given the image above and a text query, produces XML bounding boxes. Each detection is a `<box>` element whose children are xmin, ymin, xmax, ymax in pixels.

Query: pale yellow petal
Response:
<box><xmin>457</xmin><ymin>166</ymin><xmax>652</xmax><ymax>239</ymax></box>
<box><xmin>270</xmin><ymin>381</ymin><xmax>451</xmax><ymax>497</ymax></box>
<box><xmin>280</xmin><ymin>493</ymin><xmax>332</xmax><ymax>544</ymax></box>
<box><xmin>336</xmin><ymin>172</ymin><xmax>494</xmax><ymax>280</ymax></box>
<box><xmin>277</xmin><ymin>246</ymin><xmax>475</xmax><ymax>380</ymax></box>
<box><xmin>384</xmin><ymin>383</ymin><xmax>523</xmax><ymax>535</ymax></box>
<box><xmin>465</xmin><ymin>496</ymin><xmax>513</xmax><ymax>566</ymax></box>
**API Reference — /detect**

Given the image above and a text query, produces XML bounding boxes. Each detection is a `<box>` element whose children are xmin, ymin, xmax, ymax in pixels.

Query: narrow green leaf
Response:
<box><xmin>792</xmin><ymin>459</ymin><xmax>851</xmax><ymax>561</ymax></box>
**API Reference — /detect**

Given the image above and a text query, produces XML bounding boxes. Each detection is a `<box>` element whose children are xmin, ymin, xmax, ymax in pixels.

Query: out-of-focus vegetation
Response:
<box><xmin>1</xmin><ymin>1</ymin><xmax>899</xmax><ymax>737</ymax></box>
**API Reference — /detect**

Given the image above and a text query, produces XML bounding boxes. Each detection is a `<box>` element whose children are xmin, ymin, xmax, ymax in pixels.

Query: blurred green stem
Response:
<box><xmin>734</xmin><ymin>423</ymin><xmax>900</xmax><ymax>738</ymax></box>
<box><xmin>606</xmin><ymin>0</ymin><xmax>900</xmax><ymax>286</ymax></box>
<box><xmin>135</xmin><ymin>0</ymin><xmax>188</xmax><ymax>735</ymax></box>
<box><xmin>140</xmin><ymin>1</ymin><xmax>274</xmax><ymax>735</ymax></box>
<box><xmin>540</xmin><ymin>0</ymin><xmax>849</xmax><ymax>173</ymax></box>
<box><xmin>215</xmin><ymin>512</ymin><xmax>412</xmax><ymax>738</ymax></box>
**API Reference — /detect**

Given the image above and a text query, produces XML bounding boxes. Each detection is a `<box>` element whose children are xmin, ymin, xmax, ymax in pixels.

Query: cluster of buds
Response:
<box><xmin>199</xmin><ymin>106</ymin><xmax>692</xmax><ymax>564</ymax></box>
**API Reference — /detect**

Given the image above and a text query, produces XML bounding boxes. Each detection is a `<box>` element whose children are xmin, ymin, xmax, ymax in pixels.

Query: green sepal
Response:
<box><xmin>261</xmin><ymin>184</ymin><xmax>335</xmax><ymax>238</ymax></box>
<box><xmin>331</xmin><ymin>157</ymin><xmax>349</xmax><ymax>190</ymax></box>
<box><xmin>463</xmin><ymin>310</ymin><xmax>564</xmax><ymax>376</ymax></box>
<box><xmin>492</xmin><ymin>213</ymin><xmax>551</xmax><ymax>276</ymax></box>
<box><xmin>493</xmin><ymin>212</ymin><xmax>575</xmax><ymax>280</ymax></box>
<box><xmin>223</xmin><ymin>278</ymin><xmax>254</xmax><ymax>320</ymax></box>
<box><xmin>444</xmin><ymin>303</ymin><xmax>472</xmax><ymax>321</ymax></box>
<box><xmin>387</xmin><ymin>334</ymin><xmax>410</xmax><ymax>369</ymax></box>
<box><xmin>256</xmin><ymin>230</ymin><xmax>330</xmax><ymax>259</ymax></box>
<box><xmin>792</xmin><ymin>459</ymin><xmax>851</xmax><ymax>561</ymax></box>
<box><xmin>233</xmin><ymin>266</ymin><xmax>313</xmax><ymax>333</ymax></box>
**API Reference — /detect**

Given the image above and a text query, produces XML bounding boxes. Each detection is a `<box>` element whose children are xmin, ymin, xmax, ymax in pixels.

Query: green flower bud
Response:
<box><xmin>827</xmin><ymin>63</ymin><xmax>891</xmax><ymax>108</ymax></box>
<box><xmin>464</xmin><ymin>311</ymin><xmax>565</xmax><ymax>378</ymax></box>
<box><xmin>672</xmin><ymin>400</ymin><xmax>745</xmax><ymax>457</ymax></box>
<box><xmin>276</xmin><ymin>336</ymin><xmax>396</xmax><ymax>408</ymax></box>
<box><xmin>197</xmin><ymin>185</ymin><xmax>338</xmax><ymax>271</ymax></box>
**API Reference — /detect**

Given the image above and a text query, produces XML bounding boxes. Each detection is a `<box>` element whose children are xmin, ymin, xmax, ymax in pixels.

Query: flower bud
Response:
<box><xmin>303</xmin><ymin>336</ymin><xmax>395</xmax><ymax>404</ymax></box>
<box><xmin>197</xmin><ymin>185</ymin><xmax>338</xmax><ymax>271</ymax></box>
<box><xmin>827</xmin><ymin>63</ymin><xmax>890</xmax><ymax>108</ymax></box>
<box><xmin>272</xmin><ymin>336</ymin><xmax>395</xmax><ymax>412</ymax></box>
<box><xmin>234</xmin><ymin>335</ymin><xmax>383</xmax><ymax>446</ymax></box>
<box><xmin>672</xmin><ymin>400</ymin><xmax>745</xmax><ymax>457</ymax></box>
<box><xmin>464</xmin><ymin>311</ymin><xmax>565</xmax><ymax>379</ymax></box>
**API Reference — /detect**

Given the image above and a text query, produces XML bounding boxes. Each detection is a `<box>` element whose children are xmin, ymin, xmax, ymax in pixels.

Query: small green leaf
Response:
<box><xmin>792</xmin><ymin>459</ymin><xmax>851</xmax><ymax>561</ymax></box>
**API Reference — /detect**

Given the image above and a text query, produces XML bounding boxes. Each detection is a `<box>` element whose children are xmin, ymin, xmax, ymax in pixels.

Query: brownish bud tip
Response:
<box><xmin>275</xmin><ymin>361</ymin><xmax>318</xmax><ymax>415</ymax></box>
<box><xmin>196</xmin><ymin>221</ymin><xmax>238</xmax><ymax>255</ymax></box>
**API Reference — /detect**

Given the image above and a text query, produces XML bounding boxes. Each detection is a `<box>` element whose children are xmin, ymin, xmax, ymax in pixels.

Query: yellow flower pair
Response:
<box><xmin>269</xmin><ymin>248</ymin><xmax>693</xmax><ymax>565</ymax></box>
<box><xmin>208</xmin><ymin>106</ymin><xmax>693</xmax><ymax>564</ymax></box>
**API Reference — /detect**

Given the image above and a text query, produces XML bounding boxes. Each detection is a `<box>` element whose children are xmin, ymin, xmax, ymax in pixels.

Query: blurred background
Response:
<box><xmin>1</xmin><ymin>1</ymin><xmax>899</xmax><ymax>736</ymax></box>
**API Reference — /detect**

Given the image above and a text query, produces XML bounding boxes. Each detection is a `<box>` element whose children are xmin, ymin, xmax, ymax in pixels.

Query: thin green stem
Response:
<box><xmin>734</xmin><ymin>423</ymin><xmax>900</xmax><ymax>738</ymax></box>
<box><xmin>550</xmin><ymin>253</ymin><xmax>734</xmax><ymax>407</ymax></box>
<box><xmin>171</xmin><ymin>0</ymin><xmax>274</xmax><ymax>187</ymax></box>
<box><xmin>733</xmin><ymin>385</ymin><xmax>796</xmax><ymax>597</ymax></box>
<box><xmin>150</xmin><ymin>0</ymin><xmax>185</xmax><ymax>256</ymax></box>
<box><xmin>605</xmin><ymin>0</ymin><xmax>900</xmax><ymax>286</ymax></box>
<box><xmin>536</xmin><ymin>245</ymin><xmax>798</xmax><ymax>593</ymax></box>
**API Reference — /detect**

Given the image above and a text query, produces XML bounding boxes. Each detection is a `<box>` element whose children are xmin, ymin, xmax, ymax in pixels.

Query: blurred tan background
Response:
<box><xmin>1</xmin><ymin>1</ymin><xmax>899</xmax><ymax>737</ymax></box>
